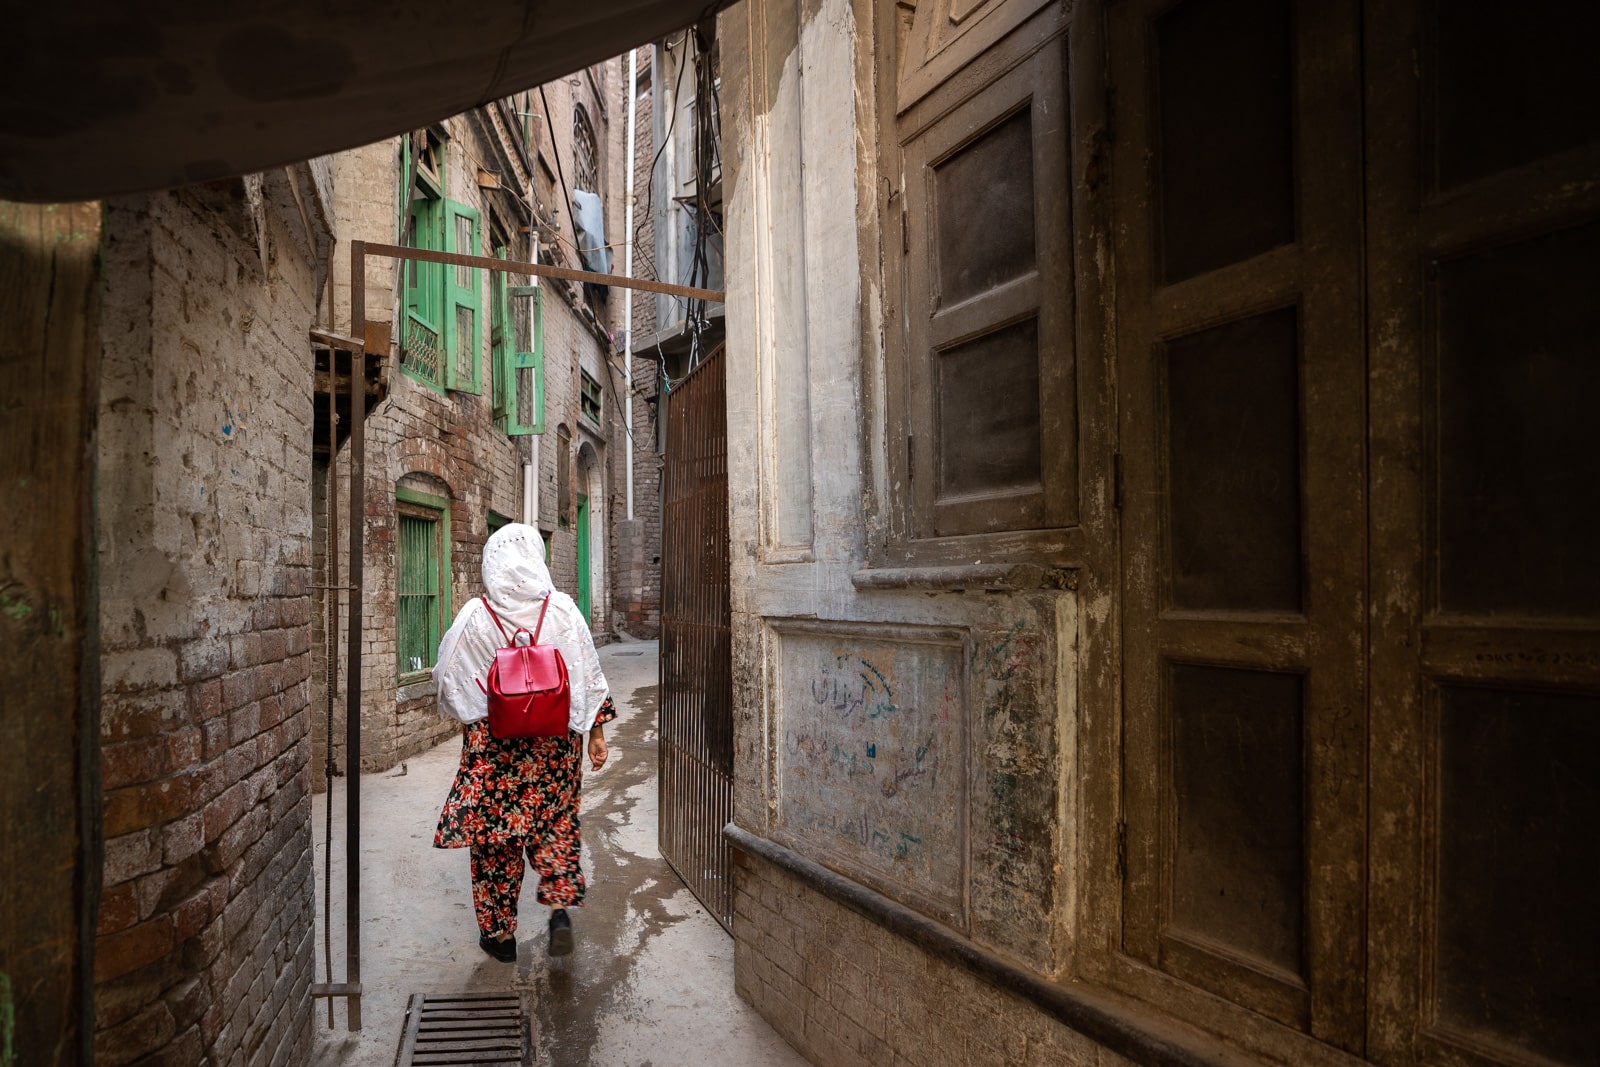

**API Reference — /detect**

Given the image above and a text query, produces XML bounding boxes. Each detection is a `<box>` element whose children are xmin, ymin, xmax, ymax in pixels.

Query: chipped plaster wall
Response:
<box><xmin>720</xmin><ymin>0</ymin><xmax>1081</xmax><ymax>1059</ymax></box>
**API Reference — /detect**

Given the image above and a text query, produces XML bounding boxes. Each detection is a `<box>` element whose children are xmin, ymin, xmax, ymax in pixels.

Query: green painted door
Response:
<box><xmin>575</xmin><ymin>493</ymin><xmax>591</xmax><ymax>622</ymax></box>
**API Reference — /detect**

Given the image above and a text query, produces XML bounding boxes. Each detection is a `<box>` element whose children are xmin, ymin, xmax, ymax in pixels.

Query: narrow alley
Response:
<box><xmin>314</xmin><ymin>638</ymin><xmax>807</xmax><ymax>1066</ymax></box>
<box><xmin>4</xmin><ymin>4</ymin><xmax>1595</xmax><ymax>1067</ymax></box>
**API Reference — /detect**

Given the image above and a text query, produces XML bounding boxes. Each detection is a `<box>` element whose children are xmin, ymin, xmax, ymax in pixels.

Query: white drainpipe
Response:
<box><xmin>623</xmin><ymin>46</ymin><xmax>638</xmax><ymax>521</ymax></box>
<box><xmin>522</xmin><ymin>452</ymin><xmax>536</xmax><ymax>527</ymax></box>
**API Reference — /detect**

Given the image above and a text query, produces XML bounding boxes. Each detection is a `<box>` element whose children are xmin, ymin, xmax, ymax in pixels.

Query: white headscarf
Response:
<box><xmin>433</xmin><ymin>523</ymin><xmax>610</xmax><ymax>733</ymax></box>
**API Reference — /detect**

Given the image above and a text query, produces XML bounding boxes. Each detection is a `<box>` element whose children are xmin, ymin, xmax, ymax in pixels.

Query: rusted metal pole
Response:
<box><xmin>345</xmin><ymin>240</ymin><xmax>366</xmax><ymax>1031</ymax></box>
<box><xmin>324</xmin><ymin>247</ymin><xmax>340</xmax><ymax>1028</ymax></box>
<box><xmin>359</xmin><ymin>241</ymin><xmax>725</xmax><ymax>303</ymax></box>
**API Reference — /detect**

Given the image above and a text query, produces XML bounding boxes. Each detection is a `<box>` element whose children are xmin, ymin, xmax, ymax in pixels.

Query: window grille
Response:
<box><xmin>573</xmin><ymin>105</ymin><xmax>599</xmax><ymax>195</ymax></box>
<box><xmin>581</xmin><ymin>370</ymin><xmax>603</xmax><ymax>425</ymax></box>
<box><xmin>396</xmin><ymin>508</ymin><xmax>443</xmax><ymax>679</ymax></box>
<box><xmin>399</xmin><ymin>129</ymin><xmax>481</xmax><ymax>393</ymax></box>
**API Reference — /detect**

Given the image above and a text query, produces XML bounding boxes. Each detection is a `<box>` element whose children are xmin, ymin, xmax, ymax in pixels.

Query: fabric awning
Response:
<box><xmin>0</xmin><ymin>1</ymin><xmax>720</xmax><ymax>202</ymax></box>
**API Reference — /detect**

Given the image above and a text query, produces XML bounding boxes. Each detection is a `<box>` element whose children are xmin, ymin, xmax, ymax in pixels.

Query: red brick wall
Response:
<box><xmin>733</xmin><ymin>853</ymin><xmax>1122</xmax><ymax>1067</ymax></box>
<box><xmin>95</xmin><ymin>188</ymin><xmax>317</xmax><ymax>1066</ymax></box>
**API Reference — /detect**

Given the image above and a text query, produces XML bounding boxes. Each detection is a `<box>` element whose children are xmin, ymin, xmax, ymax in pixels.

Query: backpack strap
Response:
<box><xmin>481</xmin><ymin>597</ymin><xmax>513</xmax><ymax>646</ymax></box>
<box><xmin>531</xmin><ymin>594</ymin><xmax>552</xmax><ymax>643</ymax></box>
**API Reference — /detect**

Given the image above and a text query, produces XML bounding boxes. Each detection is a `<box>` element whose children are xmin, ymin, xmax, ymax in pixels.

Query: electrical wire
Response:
<box><xmin>643</xmin><ymin>33</ymin><xmax>691</xmax><ymax>225</ymax></box>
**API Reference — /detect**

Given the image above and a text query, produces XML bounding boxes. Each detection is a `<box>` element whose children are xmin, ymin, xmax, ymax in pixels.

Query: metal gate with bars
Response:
<box><xmin>658</xmin><ymin>345</ymin><xmax>734</xmax><ymax>931</ymax></box>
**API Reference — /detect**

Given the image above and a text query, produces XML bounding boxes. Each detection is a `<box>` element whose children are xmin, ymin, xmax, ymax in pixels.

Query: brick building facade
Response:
<box><xmin>312</xmin><ymin>65</ymin><xmax>635</xmax><ymax>777</ymax></box>
<box><xmin>613</xmin><ymin>60</ymin><xmax>666</xmax><ymax>638</ymax></box>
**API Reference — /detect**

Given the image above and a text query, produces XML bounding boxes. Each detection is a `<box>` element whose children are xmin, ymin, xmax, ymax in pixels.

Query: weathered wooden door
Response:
<box><xmin>658</xmin><ymin>345</ymin><xmax>734</xmax><ymax>930</ymax></box>
<box><xmin>1362</xmin><ymin>4</ymin><xmax>1600</xmax><ymax>1065</ymax></box>
<box><xmin>575</xmin><ymin>493</ymin><xmax>591</xmax><ymax>622</ymax></box>
<box><xmin>1114</xmin><ymin>0</ymin><xmax>1367</xmax><ymax>1044</ymax></box>
<box><xmin>1112</xmin><ymin>1</ymin><xmax>1599</xmax><ymax>1064</ymax></box>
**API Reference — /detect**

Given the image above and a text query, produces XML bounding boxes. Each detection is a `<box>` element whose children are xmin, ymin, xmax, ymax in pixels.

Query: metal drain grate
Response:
<box><xmin>395</xmin><ymin>992</ymin><xmax>528</xmax><ymax>1066</ymax></box>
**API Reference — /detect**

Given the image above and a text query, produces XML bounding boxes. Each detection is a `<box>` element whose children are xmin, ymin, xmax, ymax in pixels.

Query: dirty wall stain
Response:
<box><xmin>778</xmin><ymin>634</ymin><xmax>965</xmax><ymax>909</ymax></box>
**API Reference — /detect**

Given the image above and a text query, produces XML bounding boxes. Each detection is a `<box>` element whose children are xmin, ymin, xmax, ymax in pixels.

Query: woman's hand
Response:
<box><xmin>587</xmin><ymin>726</ymin><xmax>609</xmax><ymax>771</ymax></box>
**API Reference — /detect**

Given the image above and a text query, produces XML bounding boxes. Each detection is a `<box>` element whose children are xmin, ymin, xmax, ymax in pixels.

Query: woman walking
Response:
<box><xmin>431</xmin><ymin>523</ymin><xmax>616</xmax><ymax>961</ymax></box>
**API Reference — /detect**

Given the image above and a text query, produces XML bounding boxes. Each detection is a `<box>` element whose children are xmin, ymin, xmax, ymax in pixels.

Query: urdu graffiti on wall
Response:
<box><xmin>776</xmin><ymin>626</ymin><xmax>966</xmax><ymax>911</ymax></box>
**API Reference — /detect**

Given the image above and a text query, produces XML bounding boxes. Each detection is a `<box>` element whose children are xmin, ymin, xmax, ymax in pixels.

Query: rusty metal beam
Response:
<box><xmin>359</xmin><ymin>242</ymin><xmax>725</xmax><ymax>304</ymax></box>
<box><xmin>321</xmin><ymin>242</ymin><xmax>342</xmax><ymax>1028</ymax></box>
<box><xmin>310</xmin><ymin>328</ymin><xmax>367</xmax><ymax>352</ymax></box>
<box><xmin>309</xmin><ymin>982</ymin><xmax>365</xmax><ymax>998</ymax></box>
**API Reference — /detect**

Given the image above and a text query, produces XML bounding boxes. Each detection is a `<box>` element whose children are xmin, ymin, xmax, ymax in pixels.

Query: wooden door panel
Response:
<box><xmin>1430</xmin><ymin>222</ymin><xmax>1600</xmax><ymax>619</ymax></box>
<box><xmin>929</xmin><ymin>107</ymin><xmax>1037</xmax><ymax>307</ymax></box>
<box><xmin>903</xmin><ymin>30</ymin><xmax>1074</xmax><ymax>538</ymax></box>
<box><xmin>1427</xmin><ymin>14</ymin><xmax>1600</xmax><ymax>194</ymax></box>
<box><xmin>1115</xmin><ymin>0</ymin><xmax>1366</xmax><ymax>1049</ymax></box>
<box><xmin>1152</xmin><ymin>0</ymin><xmax>1295</xmax><ymax>284</ymax></box>
<box><xmin>1366</xmin><ymin>2</ymin><xmax>1600</xmax><ymax>1065</ymax></box>
<box><xmin>935</xmin><ymin>317</ymin><xmax>1042</xmax><ymax>501</ymax></box>
<box><xmin>1429</xmin><ymin>686</ymin><xmax>1599</xmax><ymax>1066</ymax></box>
<box><xmin>1164</xmin><ymin>664</ymin><xmax>1307</xmax><ymax>981</ymax></box>
<box><xmin>1160</xmin><ymin>307</ymin><xmax>1304</xmax><ymax>614</ymax></box>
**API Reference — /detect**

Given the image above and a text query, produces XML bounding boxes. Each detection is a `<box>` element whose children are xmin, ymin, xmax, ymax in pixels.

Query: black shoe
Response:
<box><xmin>478</xmin><ymin>933</ymin><xmax>517</xmax><ymax>963</ymax></box>
<box><xmin>548</xmin><ymin>909</ymin><xmax>574</xmax><ymax>957</ymax></box>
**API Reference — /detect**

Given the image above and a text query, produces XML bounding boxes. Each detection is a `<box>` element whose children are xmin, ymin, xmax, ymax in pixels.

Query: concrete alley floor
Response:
<box><xmin>312</xmin><ymin>638</ymin><xmax>809</xmax><ymax>1067</ymax></box>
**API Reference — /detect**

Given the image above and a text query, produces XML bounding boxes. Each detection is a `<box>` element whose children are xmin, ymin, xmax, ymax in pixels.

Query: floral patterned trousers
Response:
<box><xmin>469</xmin><ymin>829</ymin><xmax>585</xmax><ymax>937</ymax></box>
<box><xmin>436</xmin><ymin>698</ymin><xmax>618</xmax><ymax>938</ymax></box>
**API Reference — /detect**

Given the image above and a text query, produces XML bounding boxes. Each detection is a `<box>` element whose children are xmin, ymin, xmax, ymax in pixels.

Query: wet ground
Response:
<box><xmin>312</xmin><ymin>638</ymin><xmax>808</xmax><ymax>1067</ymax></box>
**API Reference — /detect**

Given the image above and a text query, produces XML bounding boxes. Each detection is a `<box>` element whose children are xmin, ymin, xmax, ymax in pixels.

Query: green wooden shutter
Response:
<box><xmin>402</xmin><ymin>199</ymin><xmax>446</xmax><ymax>390</ymax></box>
<box><xmin>444</xmin><ymin>200</ymin><xmax>482</xmax><ymax>394</ymax></box>
<box><xmin>397</xmin><ymin>512</ymin><xmax>440</xmax><ymax>678</ymax></box>
<box><xmin>505</xmin><ymin>284</ymin><xmax>544</xmax><ymax>436</ymax></box>
<box><xmin>491</xmin><ymin>247</ymin><xmax>511</xmax><ymax>424</ymax></box>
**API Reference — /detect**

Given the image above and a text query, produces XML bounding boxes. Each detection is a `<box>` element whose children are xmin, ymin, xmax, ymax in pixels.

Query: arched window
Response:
<box><xmin>395</xmin><ymin>477</ymin><xmax>451</xmax><ymax>680</ymax></box>
<box><xmin>573</xmin><ymin>104</ymin><xmax>599</xmax><ymax>195</ymax></box>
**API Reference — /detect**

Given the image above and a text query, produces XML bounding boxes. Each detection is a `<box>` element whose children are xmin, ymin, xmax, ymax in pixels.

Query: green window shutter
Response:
<box><xmin>396</xmin><ymin>487</ymin><xmax>452</xmax><ymax>680</ymax></box>
<box><xmin>443</xmin><ymin>200</ymin><xmax>482</xmax><ymax>394</ymax></box>
<box><xmin>580</xmin><ymin>369</ymin><xmax>603</xmax><ymax>425</ymax></box>
<box><xmin>491</xmin><ymin>248</ymin><xmax>511</xmax><ymax>425</ymax></box>
<box><xmin>397</xmin><ymin>511</ymin><xmax>440</xmax><ymax>678</ymax></box>
<box><xmin>401</xmin><ymin>199</ymin><xmax>446</xmax><ymax>390</ymax></box>
<box><xmin>505</xmin><ymin>284</ymin><xmax>545</xmax><ymax>436</ymax></box>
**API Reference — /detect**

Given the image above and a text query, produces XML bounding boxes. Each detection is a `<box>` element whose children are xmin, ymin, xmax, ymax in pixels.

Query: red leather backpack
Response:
<box><xmin>478</xmin><ymin>596</ymin><xmax>570</xmax><ymax>738</ymax></box>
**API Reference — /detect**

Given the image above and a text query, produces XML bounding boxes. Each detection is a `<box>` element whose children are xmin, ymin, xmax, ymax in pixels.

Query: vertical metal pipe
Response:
<box><xmin>325</xmin><ymin>240</ymin><xmax>337</xmax><ymax>331</ymax></box>
<box><xmin>345</xmin><ymin>241</ymin><xmax>367</xmax><ymax>1031</ymax></box>
<box><xmin>324</xmin><ymin>239</ymin><xmax>340</xmax><ymax>1030</ymax></box>
<box><xmin>522</xmin><ymin>462</ymin><xmax>534</xmax><ymax>526</ymax></box>
<box><xmin>623</xmin><ymin>46</ymin><xmax>638</xmax><ymax>520</ymax></box>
